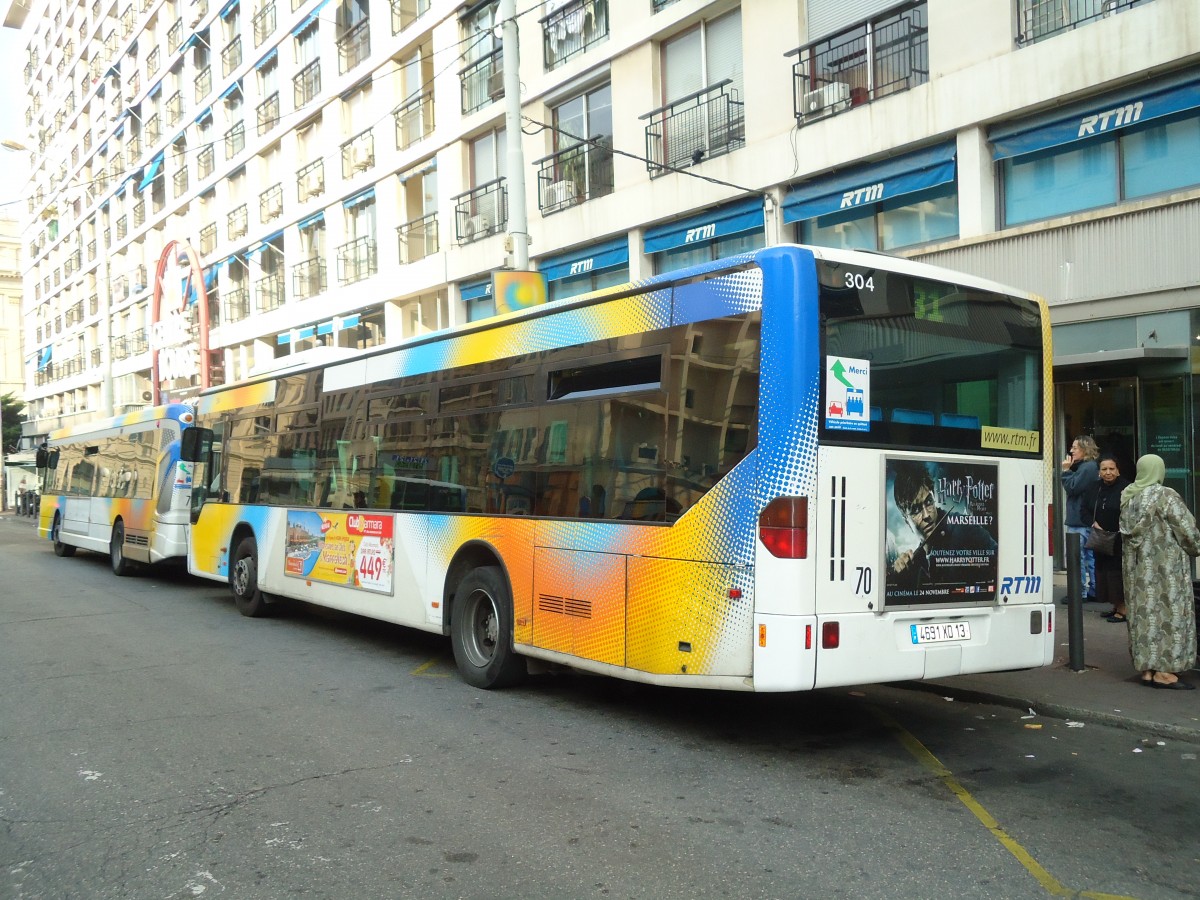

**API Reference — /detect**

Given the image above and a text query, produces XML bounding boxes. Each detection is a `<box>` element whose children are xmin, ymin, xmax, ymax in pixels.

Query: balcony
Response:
<box><xmin>147</xmin><ymin>46</ymin><xmax>160</xmax><ymax>75</ymax></box>
<box><xmin>196</xmin><ymin>65</ymin><xmax>212</xmax><ymax>102</ymax></box>
<box><xmin>198</xmin><ymin>145</ymin><xmax>215</xmax><ymax>179</ymax></box>
<box><xmin>259</xmin><ymin>182</ymin><xmax>283</xmax><ymax>221</ymax></box>
<box><xmin>294</xmin><ymin>59</ymin><xmax>321</xmax><ymax>108</ymax></box>
<box><xmin>341</xmin><ymin>130</ymin><xmax>375</xmax><ymax>178</ymax></box>
<box><xmin>296</xmin><ymin>158</ymin><xmax>324</xmax><ymax>201</ymax></box>
<box><xmin>199</xmin><ymin>222</ymin><xmax>217</xmax><ymax>255</ymax></box>
<box><xmin>166</xmin><ymin>90</ymin><xmax>183</xmax><ymax>126</ymax></box>
<box><xmin>252</xmin><ymin>0</ymin><xmax>276</xmax><ymax>46</ymax></box>
<box><xmin>541</xmin><ymin>0</ymin><xmax>608</xmax><ymax>71</ymax></box>
<box><xmin>116</xmin><ymin>216</ymin><xmax>128</xmax><ymax>240</ymax></box>
<box><xmin>174</xmin><ymin>165</ymin><xmax>189</xmax><ymax>196</ymax></box>
<box><xmin>390</xmin><ymin>0</ymin><xmax>429</xmax><ymax>34</ymax></box>
<box><xmin>221</xmin><ymin>36</ymin><xmax>242</xmax><ymax>76</ymax></box>
<box><xmin>225</xmin><ymin>287</ymin><xmax>250</xmax><ymax>322</ymax></box>
<box><xmin>1016</xmin><ymin>0</ymin><xmax>1150</xmax><ymax>45</ymax></box>
<box><xmin>789</xmin><ymin>1</ymin><xmax>927</xmax><ymax>125</ymax></box>
<box><xmin>168</xmin><ymin>17</ymin><xmax>182</xmax><ymax>48</ymax></box>
<box><xmin>225</xmin><ymin>121</ymin><xmax>245</xmax><ymax>158</ymax></box>
<box><xmin>146</xmin><ymin>113</ymin><xmax>161</xmax><ymax>143</ymax></box>
<box><xmin>256</xmin><ymin>92</ymin><xmax>280</xmax><ymax>135</ymax></box>
<box><xmin>87</xmin><ymin>239</ymin><xmax>97</xmax><ymax>260</ymax></box>
<box><xmin>453</xmin><ymin>178</ymin><xmax>506</xmax><ymax>242</ymax></box>
<box><xmin>337</xmin><ymin>236</ymin><xmax>377</xmax><ymax>284</ymax></box>
<box><xmin>131</xmin><ymin>328</ymin><xmax>149</xmax><ymax>355</ymax></box>
<box><xmin>642</xmin><ymin>80</ymin><xmax>744</xmax><ymax>177</ymax></box>
<box><xmin>535</xmin><ymin>138</ymin><xmax>614</xmax><ymax>214</ymax></box>
<box><xmin>122</xmin><ymin>6</ymin><xmax>133</xmax><ymax>35</ymax></box>
<box><xmin>255</xmin><ymin>272</ymin><xmax>284</xmax><ymax>311</ymax></box>
<box><xmin>460</xmin><ymin>48</ymin><xmax>502</xmax><ymax>115</ymax></box>
<box><xmin>91</xmin><ymin>347</ymin><xmax>102</xmax><ymax>367</ymax></box>
<box><xmin>396</xmin><ymin>213</ymin><xmax>438</xmax><ymax>263</ymax></box>
<box><xmin>228</xmin><ymin>204</ymin><xmax>248</xmax><ymax>240</ymax></box>
<box><xmin>337</xmin><ymin>19</ymin><xmax>370</xmax><ymax>74</ymax></box>
<box><xmin>292</xmin><ymin>257</ymin><xmax>326</xmax><ymax>299</ymax></box>
<box><xmin>134</xmin><ymin>199</ymin><xmax>146</xmax><ymax>227</ymax></box>
<box><xmin>126</xmin><ymin>134</ymin><xmax>142</xmax><ymax>165</ymax></box>
<box><xmin>393</xmin><ymin>89</ymin><xmax>433</xmax><ymax>150</ymax></box>
<box><xmin>89</xmin><ymin>295</ymin><xmax>99</xmax><ymax>315</ymax></box>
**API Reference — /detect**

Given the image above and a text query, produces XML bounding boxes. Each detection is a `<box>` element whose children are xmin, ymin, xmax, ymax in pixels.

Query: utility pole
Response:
<box><xmin>499</xmin><ymin>0</ymin><xmax>530</xmax><ymax>271</ymax></box>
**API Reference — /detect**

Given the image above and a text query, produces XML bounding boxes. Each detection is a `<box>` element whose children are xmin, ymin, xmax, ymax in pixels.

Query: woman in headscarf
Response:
<box><xmin>1119</xmin><ymin>454</ymin><xmax>1200</xmax><ymax>689</ymax></box>
<box><xmin>1093</xmin><ymin>456</ymin><xmax>1131</xmax><ymax>622</ymax></box>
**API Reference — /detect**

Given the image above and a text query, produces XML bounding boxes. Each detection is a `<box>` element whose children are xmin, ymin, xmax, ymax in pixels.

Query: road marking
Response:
<box><xmin>873</xmin><ymin>706</ymin><xmax>1135</xmax><ymax>900</ymax></box>
<box><xmin>411</xmin><ymin>658</ymin><xmax>449</xmax><ymax>677</ymax></box>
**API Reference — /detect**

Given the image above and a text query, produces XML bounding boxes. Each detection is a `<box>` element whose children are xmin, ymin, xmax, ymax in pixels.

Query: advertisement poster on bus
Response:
<box><xmin>883</xmin><ymin>458</ymin><xmax>998</xmax><ymax>605</ymax></box>
<box><xmin>284</xmin><ymin>510</ymin><xmax>394</xmax><ymax>594</ymax></box>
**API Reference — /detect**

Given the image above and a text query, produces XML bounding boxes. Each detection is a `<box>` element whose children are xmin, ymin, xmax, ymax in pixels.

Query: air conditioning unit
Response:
<box><xmin>462</xmin><ymin>214</ymin><xmax>490</xmax><ymax>242</ymax></box>
<box><xmin>542</xmin><ymin>180</ymin><xmax>573</xmax><ymax>208</ymax></box>
<box><xmin>187</xmin><ymin>0</ymin><xmax>204</xmax><ymax>26</ymax></box>
<box><xmin>300</xmin><ymin>170</ymin><xmax>324</xmax><ymax>199</ymax></box>
<box><xmin>264</xmin><ymin>192</ymin><xmax>282</xmax><ymax>219</ymax></box>
<box><xmin>801</xmin><ymin>82</ymin><xmax>851</xmax><ymax>117</ymax></box>
<box><xmin>487</xmin><ymin>70</ymin><xmax>504</xmax><ymax>99</ymax></box>
<box><xmin>350</xmin><ymin>144</ymin><xmax>374</xmax><ymax>172</ymax></box>
<box><xmin>124</xmin><ymin>80</ymin><xmax>138</xmax><ymax>102</ymax></box>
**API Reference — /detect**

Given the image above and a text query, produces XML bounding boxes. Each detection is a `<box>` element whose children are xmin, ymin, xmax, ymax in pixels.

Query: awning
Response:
<box><xmin>991</xmin><ymin>71</ymin><xmax>1200</xmax><ymax>160</ymax></box>
<box><xmin>148</xmin><ymin>80</ymin><xmax>162</xmax><ymax>97</ymax></box>
<box><xmin>38</xmin><ymin>346</ymin><xmax>52</xmax><ymax>370</ymax></box>
<box><xmin>342</xmin><ymin>187</ymin><xmax>375</xmax><ymax>208</ymax></box>
<box><xmin>297</xmin><ymin>210</ymin><xmax>325</xmax><ymax>229</ymax></box>
<box><xmin>194</xmin><ymin>106</ymin><xmax>212</xmax><ymax>124</ymax></box>
<box><xmin>460</xmin><ymin>279</ymin><xmax>492</xmax><ymax>301</ymax></box>
<box><xmin>538</xmin><ymin>236</ymin><xmax>629</xmax><ymax>282</ymax></box>
<box><xmin>291</xmin><ymin>0</ymin><xmax>331</xmax><ymax>34</ymax></box>
<box><xmin>218</xmin><ymin>80</ymin><xmax>242</xmax><ymax>101</ymax></box>
<box><xmin>138</xmin><ymin>154</ymin><xmax>164</xmax><ymax>191</ymax></box>
<box><xmin>781</xmin><ymin>142</ymin><xmax>956</xmax><ymax>223</ymax></box>
<box><xmin>643</xmin><ymin>196</ymin><xmax>764</xmax><ymax>253</ymax></box>
<box><xmin>254</xmin><ymin>48</ymin><xmax>277</xmax><ymax>70</ymax></box>
<box><xmin>218</xmin><ymin>0</ymin><xmax>238</xmax><ymax>18</ymax></box>
<box><xmin>247</xmin><ymin>230</ymin><xmax>284</xmax><ymax>256</ymax></box>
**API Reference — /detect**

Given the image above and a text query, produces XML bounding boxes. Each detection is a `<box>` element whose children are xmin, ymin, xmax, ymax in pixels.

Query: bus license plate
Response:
<box><xmin>910</xmin><ymin>622</ymin><xmax>971</xmax><ymax>644</ymax></box>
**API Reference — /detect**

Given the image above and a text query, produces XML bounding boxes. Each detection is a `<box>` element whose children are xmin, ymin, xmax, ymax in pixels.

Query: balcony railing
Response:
<box><xmin>198</xmin><ymin>145</ymin><xmax>215</xmax><ymax>179</ymax></box>
<box><xmin>225</xmin><ymin>121</ymin><xmax>245</xmax><ymax>158</ymax></box>
<box><xmin>168</xmin><ymin>18</ymin><xmax>182</xmax><ymax>48</ymax></box>
<box><xmin>255</xmin><ymin>272</ymin><xmax>284</xmax><ymax>311</ymax></box>
<box><xmin>294</xmin><ymin>58</ymin><xmax>321</xmax><ymax>107</ymax></box>
<box><xmin>296</xmin><ymin>158</ymin><xmax>324</xmax><ymax>201</ymax></box>
<box><xmin>225</xmin><ymin>287</ymin><xmax>250</xmax><ymax>322</ymax></box>
<box><xmin>221</xmin><ymin>36</ymin><xmax>242</xmax><ymax>76</ymax></box>
<box><xmin>337</xmin><ymin>236</ymin><xmax>377</xmax><ymax>284</ymax></box>
<box><xmin>200</xmin><ymin>222</ymin><xmax>217</xmax><ymax>255</ymax></box>
<box><xmin>87</xmin><ymin>239</ymin><xmax>97</xmax><ymax>260</ymax></box>
<box><xmin>260</xmin><ymin>182</ymin><xmax>283</xmax><ymax>221</ymax></box>
<box><xmin>396</xmin><ymin>213</ymin><xmax>438</xmax><ymax>263</ymax></box>
<box><xmin>91</xmin><ymin>347</ymin><xmax>102</xmax><ymax>367</ymax></box>
<box><xmin>790</xmin><ymin>1</ymin><xmax>928</xmax><ymax>125</ymax></box>
<box><xmin>1016</xmin><ymin>0</ymin><xmax>1149</xmax><ymax>45</ymax></box>
<box><xmin>292</xmin><ymin>257</ymin><xmax>326</xmax><ymax>299</ymax></box>
<box><xmin>252</xmin><ymin>1</ymin><xmax>276</xmax><ymax>46</ymax></box>
<box><xmin>390</xmin><ymin>0</ymin><xmax>429</xmax><ymax>33</ymax></box>
<box><xmin>453</xmin><ymin>178</ymin><xmax>507</xmax><ymax>242</ymax></box>
<box><xmin>145</xmin><ymin>112</ymin><xmax>161</xmax><ymax>143</ymax></box>
<box><xmin>642</xmin><ymin>80</ymin><xmax>744</xmax><ymax>177</ymax></box>
<box><xmin>174</xmin><ymin>166</ymin><xmax>189</xmax><ymax>196</ymax></box>
<box><xmin>337</xmin><ymin>19</ymin><xmax>370</xmax><ymax>73</ymax></box>
<box><xmin>126</xmin><ymin>134</ymin><xmax>142</xmax><ymax>165</ymax></box>
<box><xmin>116</xmin><ymin>216</ymin><xmax>128</xmax><ymax>240</ymax></box>
<box><xmin>341</xmin><ymin>130</ymin><xmax>374</xmax><ymax>178</ymax></box>
<box><xmin>393</xmin><ymin>89</ymin><xmax>433</xmax><ymax>150</ymax></box>
<box><xmin>166</xmin><ymin>90</ymin><xmax>183</xmax><ymax>125</ymax></box>
<box><xmin>541</xmin><ymin>0</ymin><xmax>608</xmax><ymax>71</ymax></box>
<box><xmin>147</xmin><ymin>46</ymin><xmax>160</xmax><ymax>74</ymax></box>
<box><xmin>133</xmin><ymin>199</ymin><xmax>146</xmax><ymax>226</ymax></box>
<box><xmin>196</xmin><ymin>65</ymin><xmax>212</xmax><ymax>102</ymax></box>
<box><xmin>228</xmin><ymin>204</ymin><xmax>248</xmax><ymax>239</ymax></box>
<box><xmin>535</xmin><ymin>137</ymin><xmax>614</xmax><ymax>214</ymax></box>
<box><xmin>460</xmin><ymin>48</ymin><xmax>502</xmax><ymax>115</ymax></box>
<box><xmin>131</xmin><ymin>328</ymin><xmax>149</xmax><ymax>355</ymax></box>
<box><xmin>256</xmin><ymin>92</ymin><xmax>279</xmax><ymax>135</ymax></box>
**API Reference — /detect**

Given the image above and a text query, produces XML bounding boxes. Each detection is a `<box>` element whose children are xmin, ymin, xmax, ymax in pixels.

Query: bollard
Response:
<box><xmin>1065</xmin><ymin>530</ymin><xmax>1085</xmax><ymax>672</ymax></box>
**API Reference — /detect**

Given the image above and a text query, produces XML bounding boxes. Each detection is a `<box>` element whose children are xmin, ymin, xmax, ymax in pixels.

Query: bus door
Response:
<box><xmin>63</xmin><ymin>454</ymin><xmax>98</xmax><ymax>537</ymax></box>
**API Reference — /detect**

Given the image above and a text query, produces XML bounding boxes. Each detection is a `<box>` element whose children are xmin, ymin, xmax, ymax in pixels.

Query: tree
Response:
<box><xmin>2</xmin><ymin>393</ymin><xmax>25</xmax><ymax>454</ymax></box>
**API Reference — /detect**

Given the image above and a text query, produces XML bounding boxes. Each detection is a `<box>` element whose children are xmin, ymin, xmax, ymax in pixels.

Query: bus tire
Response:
<box><xmin>110</xmin><ymin>521</ymin><xmax>134</xmax><ymax>576</ymax></box>
<box><xmin>231</xmin><ymin>536</ymin><xmax>269</xmax><ymax>618</ymax></box>
<box><xmin>450</xmin><ymin>566</ymin><xmax>525</xmax><ymax>689</ymax></box>
<box><xmin>52</xmin><ymin>515</ymin><xmax>75</xmax><ymax>557</ymax></box>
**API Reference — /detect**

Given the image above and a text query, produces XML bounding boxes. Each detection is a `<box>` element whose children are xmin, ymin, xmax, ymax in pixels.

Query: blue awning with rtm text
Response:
<box><xmin>643</xmin><ymin>196</ymin><xmax>764</xmax><ymax>254</ymax></box>
<box><xmin>538</xmin><ymin>236</ymin><xmax>629</xmax><ymax>282</ymax></box>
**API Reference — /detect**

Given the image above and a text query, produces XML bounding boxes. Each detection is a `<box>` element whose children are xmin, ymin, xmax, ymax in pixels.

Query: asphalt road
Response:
<box><xmin>1</xmin><ymin>513</ymin><xmax>1198</xmax><ymax>899</ymax></box>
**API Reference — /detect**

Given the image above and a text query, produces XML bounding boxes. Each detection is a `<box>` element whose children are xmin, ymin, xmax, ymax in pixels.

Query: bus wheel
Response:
<box><xmin>52</xmin><ymin>515</ymin><xmax>75</xmax><ymax>557</ymax></box>
<box><xmin>231</xmin><ymin>536</ymin><xmax>269</xmax><ymax>618</ymax></box>
<box><xmin>450</xmin><ymin>566</ymin><xmax>525</xmax><ymax>689</ymax></box>
<box><xmin>110</xmin><ymin>521</ymin><xmax>134</xmax><ymax>576</ymax></box>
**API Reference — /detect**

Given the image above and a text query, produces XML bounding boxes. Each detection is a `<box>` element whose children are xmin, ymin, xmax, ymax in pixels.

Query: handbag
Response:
<box><xmin>1085</xmin><ymin>524</ymin><xmax>1117</xmax><ymax>556</ymax></box>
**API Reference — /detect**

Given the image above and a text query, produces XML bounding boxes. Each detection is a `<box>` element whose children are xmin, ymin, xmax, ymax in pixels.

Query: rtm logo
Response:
<box><xmin>841</xmin><ymin>182</ymin><xmax>884</xmax><ymax>209</ymax></box>
<box><xmin>684</xmin><ymin>223</ymin><xmax>717</xmax><ymax>243</ymax></box>
<box><xmin>569</xmin><ymin>259</ymin><xmax>594</xmax><ymax>276</ymax></box>
<box><xmin>1000</xmin><ymin>575</ymin><xmax>1042</xmax><ymax>594</ymax></box>
<box><xmin>1078</xmin><ymin>101</ymin><xmax>1143</xmax><ymax>137</ymax></box>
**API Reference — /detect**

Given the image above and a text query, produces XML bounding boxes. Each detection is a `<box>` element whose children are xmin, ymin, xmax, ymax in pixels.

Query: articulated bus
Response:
<box><xmin>180</xmin><ymin>245</ymin><xmax>1054</xmax><ymax>690</ymax></box>
<box><xmin>39</xmin><ymin>403</ymin><xmax>196</xmax><ymax>575</ymax></box>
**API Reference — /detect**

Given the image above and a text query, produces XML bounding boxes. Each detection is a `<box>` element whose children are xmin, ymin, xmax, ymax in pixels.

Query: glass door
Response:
<box><xmin>1058</xmin><ymin>377</ymin><xmax>1139</xmax><ymax>480</ymax></box>
<box><xmin>1139</xmin><ymin>376</ymin><xmax>1193</xmax><ymax>508</ymax></box>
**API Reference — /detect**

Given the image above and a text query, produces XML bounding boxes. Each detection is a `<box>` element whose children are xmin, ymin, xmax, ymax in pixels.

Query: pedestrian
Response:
<box><xmin>1119</xmin><ymin>453</ymin><xmax>1200</xmax><ymax>690</ymax></box>
<box><xmin>1061</xmin><ymin>435</ymin><xmax>1100</xmax><ymax>601</ymax></box>
<box><xmin>1092</xmin><ymin>455</ymin><xmax>1130</xmax><ymax>623</ymax></box>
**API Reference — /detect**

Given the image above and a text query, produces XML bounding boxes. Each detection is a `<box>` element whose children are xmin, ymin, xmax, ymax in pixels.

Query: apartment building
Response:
<box><xmin>5</xmin><ymin>0</ymin><xmax>1200</xmax><ymax>505</ymax></box>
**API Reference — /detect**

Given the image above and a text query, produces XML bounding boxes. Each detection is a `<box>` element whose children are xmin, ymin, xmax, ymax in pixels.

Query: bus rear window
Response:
<box><xmin>817</xmin><ymin>260</ymin><xmax>1043</xmax><ymax>456</ymax></box>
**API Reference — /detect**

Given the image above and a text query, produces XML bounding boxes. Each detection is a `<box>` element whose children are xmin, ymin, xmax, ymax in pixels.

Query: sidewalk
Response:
<box><xmin>912</xmin><ymin>572</ymin><xmax>1200</xmax><ymax>742</ymax></box>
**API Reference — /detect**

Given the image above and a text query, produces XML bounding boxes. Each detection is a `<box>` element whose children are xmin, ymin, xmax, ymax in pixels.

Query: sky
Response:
<box><xmin>0</xmin><ymin>24</ymin><xmax>30</xmax><ymax>212</ymax></box>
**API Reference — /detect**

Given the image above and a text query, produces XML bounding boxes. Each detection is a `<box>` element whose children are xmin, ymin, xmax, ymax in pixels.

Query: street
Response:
<box><xmin>1</xmin><ymin>512</ymin><xmax>1198</xmax><ymax>900</ymax></box>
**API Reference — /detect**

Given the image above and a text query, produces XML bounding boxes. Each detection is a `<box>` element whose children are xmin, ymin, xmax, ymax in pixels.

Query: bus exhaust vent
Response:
<box><xmin>538</xmin><ymin>595</ymin><xmax>592</xmax><ymax>618</ymax></box>
<box><xmin>126</xmin><ymin>534</ymin><xmax>150</xmax><ymax>548</ymax></box>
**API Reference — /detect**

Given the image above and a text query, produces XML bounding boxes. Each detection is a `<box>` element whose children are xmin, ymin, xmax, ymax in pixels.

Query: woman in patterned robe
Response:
<box><xmin>1119</xmin><ymin>454</ymin><xmax>1200</xmax><ymax>689</ymax></box>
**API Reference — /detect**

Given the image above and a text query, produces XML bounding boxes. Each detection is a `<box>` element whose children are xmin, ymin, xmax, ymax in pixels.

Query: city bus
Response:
<box><xmin>39</xmin><ymin>403</ymin><xmax>196</xmax><ymax>575</ymax></box>
<box><xmin>180</xmin><ymin>244</ymin><xmax>1054</xmax><ymax>690</ymax></box>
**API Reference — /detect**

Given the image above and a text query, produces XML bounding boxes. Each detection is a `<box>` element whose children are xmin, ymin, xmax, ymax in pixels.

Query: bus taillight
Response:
<box><xmin>759</xmin><ymin>497</ymin><xmax>808</xmax><ymax>559</ymax></box>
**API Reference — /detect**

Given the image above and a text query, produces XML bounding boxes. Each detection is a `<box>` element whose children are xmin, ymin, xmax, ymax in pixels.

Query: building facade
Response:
<box><xmin>5</xmin><ymin>0</ymin><xmax>1199</xmax><ymax>510</ymax></box>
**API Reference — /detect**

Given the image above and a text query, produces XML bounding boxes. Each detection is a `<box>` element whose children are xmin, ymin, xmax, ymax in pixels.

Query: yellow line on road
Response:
<box><xmin>873</xmin><ymin>706</ymin><xmax>1135</xmax><ymax>900</ymax></box>
<box><xmin>411</xmin><ymin>658</ymin><xmax>449</xmax><ymax>677</ymax></box>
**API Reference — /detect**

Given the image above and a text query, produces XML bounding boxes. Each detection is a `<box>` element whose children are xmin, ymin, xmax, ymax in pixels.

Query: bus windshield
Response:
<box><xmin>817</xmin><ymin>258</ymin><xmax>1043</xmax><ymax>456</ymax></box>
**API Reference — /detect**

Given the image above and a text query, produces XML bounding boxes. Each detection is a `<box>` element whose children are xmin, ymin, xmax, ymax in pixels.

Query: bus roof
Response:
<box><xmin>47</xmin><ymin>402</ymin><xmax>195</xmax><ymax>443</ymax></box>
